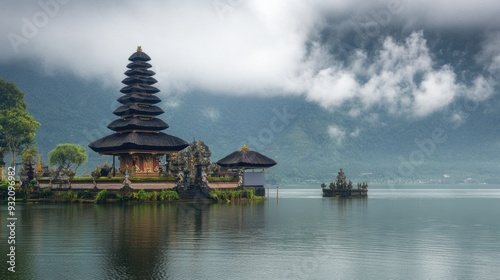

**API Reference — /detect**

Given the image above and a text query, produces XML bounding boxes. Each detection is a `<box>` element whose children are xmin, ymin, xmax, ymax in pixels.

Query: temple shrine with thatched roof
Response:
<box><xmin>216</xmin><ymin>145</ymin><xmax>276</xmax><ymax>195</ymax></box>
<box><xmin>89</xmin><ymin>47</ymin><xmax>188</xmax><ymax>176</ymax></box>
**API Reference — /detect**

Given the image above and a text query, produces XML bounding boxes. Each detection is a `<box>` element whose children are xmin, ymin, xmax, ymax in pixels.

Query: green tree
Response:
<box><xmin>49</xmin><ymin>143</ymin><xmax>88</xmax><ymax>172</ymax></box>
<box><xmin>21</xmin><ymin>145</ymin><xmax>38</xmax><ymax>163</ymax></box>
<box><xmin>0</xmin><ymin>108</ymin><xmax>40</xmax><ymax>166</ymax></box>
<box><xmin>0</xmin><ymin>79</ymin><xmax>40</xmax><ymax>166</ymax></box>
<box><xmin>0</xmin><ymin>79</ymin><xmax>27</xmax><ymax>110</ymax></box>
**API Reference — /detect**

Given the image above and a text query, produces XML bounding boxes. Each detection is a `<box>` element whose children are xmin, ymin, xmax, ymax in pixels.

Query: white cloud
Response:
<box><xmin>327</xmin><ymin>125</ymin><xmax>346</xmax><ymax>145</ymax></box>
<box><xmin>477</xmin><ymin>32</ymin><xmax>500</xmax><ymax>88</ymax></box>
<box><xmin>449</xmin><ymin>112</ymin><xmax>466</xmax><ymax>127</ymax></box>
<box><xmin>327</xmin><ymin>125</ymin><xmax>361</xmax><ymax>144</ymax></box>
<box><xmin>304</xmin><ymin>31</ymin><xmax>495</xmax><ymax>118</ymax></box>
<box><xmin>0</xmin><ymin>0</ymin><xmax>313</xmax><ymax>96</ymax></box>
<box><xmin>0</xmin><ymin>0</ymin><xmax>499</xmax><ymax>118</ymax></box>
<box><xmin>399</xmin><ymin>0</ymin><xmax>500</xmax><ymax>28</ymax></box>
<box><xmin>349</xmin><ymin>128</ymin><xmax>361</xmax><ymax>138</ymax></box>
<box><xmin>306</xmin><ymin>68</ymin><xmax>358</xmax><ymax>109</ymax></box>
<box><xmin>468</xmin><ymin>76</ymin><xmax>495</xmax><ymax>102</ymax></box>
<box><xmin>201</xmin><ymin>107</ymin><xmax>221</xmax><ymax>122</ymax></box>
<box><xmin>412</xmin><ymin>66</ymin><xmax>458</xmax><ymax>117</ymax></box>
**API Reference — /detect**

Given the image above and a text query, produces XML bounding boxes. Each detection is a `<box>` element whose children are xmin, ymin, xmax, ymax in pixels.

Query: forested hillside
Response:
<box><xmin>2</xmin><ymin>60</ymin><xmax>500</xmax><ymax>184</ymax></box>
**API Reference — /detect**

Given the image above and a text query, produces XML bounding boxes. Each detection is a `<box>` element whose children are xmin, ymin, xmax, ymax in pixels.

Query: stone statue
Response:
<box><xmin>123</xmin><ymin>172</ymin><xmax>131</xmax><ymax>187</ymax></box>
<box><xmin>177</xmin><ymin>172</ymin><xmax>184</xmax><ymax>183</ymax></box>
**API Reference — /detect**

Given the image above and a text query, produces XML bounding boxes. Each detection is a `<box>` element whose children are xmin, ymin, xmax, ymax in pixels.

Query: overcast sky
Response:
<box><xmin>1</xmin><ymin>0</ymin><xmax>500</xmax><ymax>119</ymax></box>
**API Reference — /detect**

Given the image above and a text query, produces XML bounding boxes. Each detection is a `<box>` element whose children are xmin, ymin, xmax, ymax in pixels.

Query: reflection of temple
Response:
<box><xmin>89</xmin><ymin>47</ymin><xmax>188</xmax><ymax>176</ymax></box>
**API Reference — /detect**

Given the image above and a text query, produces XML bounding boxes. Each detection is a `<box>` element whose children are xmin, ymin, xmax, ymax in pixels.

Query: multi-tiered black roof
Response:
<box><xmin>89</xmin><ymin>47</ymin><xmax>188</xmax><ymax>155</ymax></box>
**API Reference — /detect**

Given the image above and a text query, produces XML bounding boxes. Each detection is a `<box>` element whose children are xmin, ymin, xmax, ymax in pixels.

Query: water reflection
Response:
<box><xmin>93</xmin><ymin>202</ymin><xmax>267</xmax><ymax>279</ymax></box>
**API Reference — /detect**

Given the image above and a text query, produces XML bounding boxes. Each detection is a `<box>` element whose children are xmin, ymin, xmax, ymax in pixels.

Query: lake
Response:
<box><xmin>2</xmin><ymin>185</ymin><xmax>500</xmax><ymax>280</ymax></box>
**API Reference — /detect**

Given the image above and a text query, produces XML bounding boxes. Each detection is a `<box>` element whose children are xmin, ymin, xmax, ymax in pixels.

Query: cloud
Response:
<box><xmin>201</xmin><ymin>107</ymin><xmax>221</xmax><ymax>122</ymax></box>
<box><xmin>304</xmin><ymin>31</ymin><xmax>495</xmax><ymax>118</ymax></box>
<box><xmin>327</xmin><ymin>125</ymin><xmax>346</xmax><ymax>145</ymax></box>
<box><xmin>1</xmin><ymin>0</ymin><xmax>314</xmax><ymax>95</ymax></box>
<box><xmin>1</xmin><ymin>0</ymin><xmax>499</xmax><ymax>117</ymax></box>
<box><xmin>398</xmin><ymin>0</ymin><xmax>500</xmax><ymax>28</ymax></box>
<box><xmin>306</xmin><ymin>68</ymin><xmax>358</xmax><ymax>108</ymax></box>
<box><xmin>349</xmin><ymin>128</ymin><xmax>361</xmax><ymax>138</ymax></box>
<box><xmin>477</xmin><ymin>32</ymin><xmax>500</xmax><ymax>78</ymax></box>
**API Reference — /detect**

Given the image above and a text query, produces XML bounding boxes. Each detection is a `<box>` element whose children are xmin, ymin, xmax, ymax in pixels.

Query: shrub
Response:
<box><xmin>245</xmin><ymin>189</ymin><xmax>255</xmax><ymax>199</ymax></box>
<box><xmin>159</xmin><ymin>189</ymin><xmax>180</xmax><ymax>201</ymax></box>
<box><xmin>40</xmin><ymin>188</ymin><xmax>54</xmax><ymax>198</ymax></box>
<box><xmin>208</xmin><ymin>189</ymin><xmax>242</xmax><ymax>202</ymax></box>
<box><xmin>66</xmin><ymin>190</ymin><xmax>77</xmax><ymax>201</ymax></box>
<box><xmin>95</xmin><ymin>189</ymin><xmax>108</xmax><ymax>203</ymax></box>
<box><xmin>116</xmin><ymin>193</ymin><xmax>133</xmax><ymax>202</ymax></box>
<box><xmin>0</xmin><ymin>182</ymin><xmax>7</xmax><ymax>197</ymax></box>
<box><xmin>77</xmin><ymin>190</ymin><xmax>93</xmax><ymax>200</ymax></box>
<box><xmin>133</xmin><ymin>189</ymin><xmax>150</xmax><ymax>201</ymax></box>
<box><xmin>207</xmin><ymin>176</ymin><xmax>238</xmax><ymax>182</ymax></box>
<box><xmin>208</xmin><ymin>189</ymin><xmax>264</xmax><ymax>202</ymax></box>
<box><xmin>150</xmin><ymin>191</ymin><xmax>159</xmax><ymax>201</ymax></box>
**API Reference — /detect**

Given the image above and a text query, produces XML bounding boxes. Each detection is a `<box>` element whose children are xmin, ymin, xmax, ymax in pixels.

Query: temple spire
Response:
<box><xmin>89</xmin><ymin>47</ymin><xmax>188</xmax><ymax>159</ymax></box>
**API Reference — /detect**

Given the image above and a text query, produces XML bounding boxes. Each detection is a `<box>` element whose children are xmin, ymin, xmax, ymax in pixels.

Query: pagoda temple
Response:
<box><xmin>89</xmin><ymin>47</ymin><xmax>188</xmax><ymax>176</ymax></box>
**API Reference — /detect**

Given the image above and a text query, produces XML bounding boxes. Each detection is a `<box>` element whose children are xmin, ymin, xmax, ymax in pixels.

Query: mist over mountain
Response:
<box><xmin>1</xmin><ymin>59</ymin><xmax>500</xmax><ymax>184</ymax></box>
<box><xmin>1</xmin><ymin>1</ymin><xmax>500</xmax><ymax>183</ymax></box>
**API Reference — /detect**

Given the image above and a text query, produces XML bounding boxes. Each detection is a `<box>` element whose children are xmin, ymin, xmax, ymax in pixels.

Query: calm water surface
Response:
<box><xmin>2</xmin><ymin>186</ymin><xmax>500</xmax><ymax>280</ymax></box>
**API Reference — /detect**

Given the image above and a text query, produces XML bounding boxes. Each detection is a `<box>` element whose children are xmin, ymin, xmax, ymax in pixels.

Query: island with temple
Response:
<box><xmin>321</xmin><ymin>169</ymin><xmax>368</xmax><ymax>197</ymax></box>
<box><xmin>12</xmin><ymin>46</ymin><xmax>277</xmax><ymax>203</ymax></box>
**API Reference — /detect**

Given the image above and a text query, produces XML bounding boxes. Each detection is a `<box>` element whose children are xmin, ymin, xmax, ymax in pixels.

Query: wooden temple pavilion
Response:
<box><xmin>217</xmin><ymin>145</ymin><xmax>277</xmax><ymax>169</ymax></box>
<box><xmin>217</xmin><ymin>145</ymin><xmax>276</xmax><ymax>194</ymax></box>
<box><xmin>89</xmin><ymin>47</ymin><xmax>188</xmax><ymax>176</ymax></box>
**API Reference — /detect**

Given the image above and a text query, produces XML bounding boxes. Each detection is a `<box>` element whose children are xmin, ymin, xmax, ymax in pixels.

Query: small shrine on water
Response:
<box><xmin>322</xmin><ymin>169</ymin><xmax>368</xmax><ymax>197</ymax></box>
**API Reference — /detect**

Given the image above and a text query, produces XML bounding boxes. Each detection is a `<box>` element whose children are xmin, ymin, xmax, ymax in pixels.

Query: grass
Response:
<box><xmin>130</xmin><ymin>189</ymin><xmax>180</xmax><ymax>202</ymax></box>
<box><xmin>208</xmin><ymin>189</ymin><xmax>265</xmax><ymax>203</ymax></box>
<box><xmin>207</xmin><ymin>176</ymin><xmax>239</xmax><ymax>182</ymax></box>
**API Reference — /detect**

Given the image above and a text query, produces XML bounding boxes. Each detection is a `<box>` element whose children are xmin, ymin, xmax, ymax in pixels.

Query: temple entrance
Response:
<box><xmin>118</xmin><ymin>154</ymin><xmax>163</xmax><ymax>177</ymax></box>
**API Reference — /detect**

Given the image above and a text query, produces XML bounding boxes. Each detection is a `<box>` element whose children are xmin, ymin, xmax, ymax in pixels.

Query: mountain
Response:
<box><xmin>1</xmin><ymin>60</ymin><xmax>500</xmax><ymax>184</ymax></box>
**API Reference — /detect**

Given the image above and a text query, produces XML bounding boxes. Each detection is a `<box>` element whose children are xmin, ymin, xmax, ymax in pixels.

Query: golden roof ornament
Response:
<box><xmin>36</xmin><ymin>154</ymin><xmax>44</xmax><ymax>173</ymax></box>
<box><xmin>137</xmin><ymin>46</ymin><xmax>142</xmax><ymax>52</ymax></box>
<box><xmin>240</xmin><ymin>145</ymin><xmax>251</xmax><ymax>151</ymax></box>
